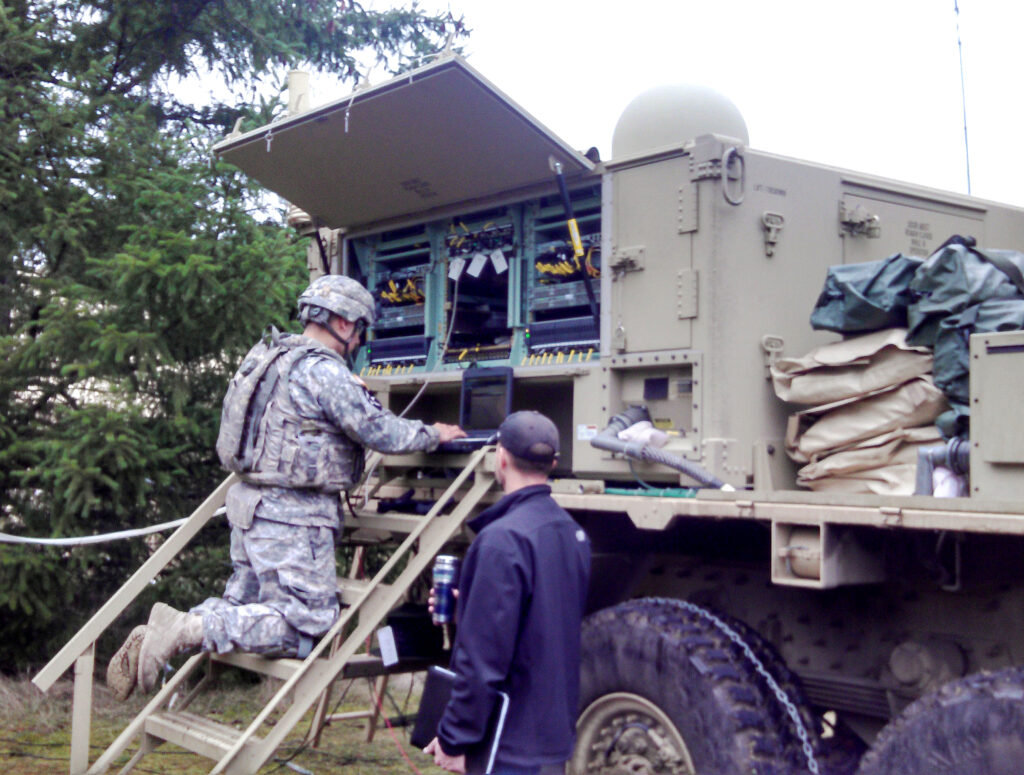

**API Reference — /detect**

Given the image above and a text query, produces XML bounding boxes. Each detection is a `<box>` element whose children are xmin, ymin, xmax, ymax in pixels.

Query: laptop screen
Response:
<box><xmin>460</xmin><ymin>367</ymin><xmax>514</xmax><ymax>431</ymax></box>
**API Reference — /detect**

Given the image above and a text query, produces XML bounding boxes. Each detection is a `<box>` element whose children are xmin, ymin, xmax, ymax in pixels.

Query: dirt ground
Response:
<box><xmin>0</xmin><ymin>670</ymin><xmax>445</xmax><ymax>775</ymax></box>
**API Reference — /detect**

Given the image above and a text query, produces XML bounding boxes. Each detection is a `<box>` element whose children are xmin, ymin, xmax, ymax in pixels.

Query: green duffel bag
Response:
<box><xmin>932</xmin><ymin>298</ymin><xmax>1024</xmax><ymax>405</ymax></box>
<box><xmin>907</xmin><ymin>240</ymin><xmax>1024</xmax><ymax>347</ymax></box>
<box><xmin>810</xmin><ymin>253</ymin><xmax>922</xmax><ymax>333</ymax></box>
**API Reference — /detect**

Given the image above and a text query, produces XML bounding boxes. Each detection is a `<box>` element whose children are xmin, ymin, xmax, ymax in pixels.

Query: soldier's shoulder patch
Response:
<box><xmin>360</xmin><ymin>384</ymin><xmax>383</xmax><ymax>411</ymax></box>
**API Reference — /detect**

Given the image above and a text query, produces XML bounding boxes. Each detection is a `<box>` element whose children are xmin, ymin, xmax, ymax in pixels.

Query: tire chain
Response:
<box><xmin>654</xmin><ymin>597</ymin><xmax>821</xmax><ymax>775</ymax></box>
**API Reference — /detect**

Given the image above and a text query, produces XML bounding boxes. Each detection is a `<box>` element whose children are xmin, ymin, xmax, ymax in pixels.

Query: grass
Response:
<box><xmin>0</xmin><ymin>669</ymin><xmax>446</xmax><ymax>775</ymax></box>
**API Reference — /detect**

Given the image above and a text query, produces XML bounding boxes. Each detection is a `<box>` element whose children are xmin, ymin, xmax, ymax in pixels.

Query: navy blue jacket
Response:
<box><xmin>437</xmin><ymin>484</ymin><xmax>591</xmax><ymax>770</ymax></box>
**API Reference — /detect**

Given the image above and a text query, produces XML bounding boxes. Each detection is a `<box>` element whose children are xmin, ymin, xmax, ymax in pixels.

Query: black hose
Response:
<box><xmin>591</xmin><ymin>407</ymin><xmax>729</xmax><ymax>489</ymax></box>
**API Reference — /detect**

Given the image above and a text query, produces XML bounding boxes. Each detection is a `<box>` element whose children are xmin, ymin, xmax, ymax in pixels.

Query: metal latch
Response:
<box><xmin>613</xmin><ymin>320</ymin><xmax>627</xmax><ymax>352</ymax></box>
<box><xmin>762</xmin><ymin>211</ymin><xmax>785</xmax><ymax>257</ymax></box>
<box><xmin>839</xmin><ymin>201</ymin><xmax>881</xmax><ymax>238</ymax></box>
<box><xmin>761</xmin><ymin>335</ymin><xmax>785</xmax><ymax>379</ymax></box>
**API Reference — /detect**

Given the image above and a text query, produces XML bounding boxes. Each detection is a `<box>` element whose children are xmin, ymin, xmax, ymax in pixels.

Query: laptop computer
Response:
<box><xmin>411</xmin><ymin>665</ymin><xmax>510</xmax><ymax>774</ymax></box>
<box><xmin>435</xmin><ymin>366</ymin><xmax>514</xmax><ymax>453</ymax></box>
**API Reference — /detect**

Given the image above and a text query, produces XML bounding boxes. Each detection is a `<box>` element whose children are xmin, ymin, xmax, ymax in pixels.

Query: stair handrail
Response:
<box><xmin>33</xmin><ymin>474</ymin><xmax>237</xmax><ymax>693</ymax></box>
<box><xmin>209</xmin><ymin>446</ymin><xmax>496</xmax><ymax>774</ymax></box>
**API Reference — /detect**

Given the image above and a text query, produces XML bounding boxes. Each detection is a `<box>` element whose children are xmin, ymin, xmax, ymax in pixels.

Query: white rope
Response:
<box><xmin>0</xmin><ymin>507</ymin><xmax>226</xmax><ymax>546</ymax></box>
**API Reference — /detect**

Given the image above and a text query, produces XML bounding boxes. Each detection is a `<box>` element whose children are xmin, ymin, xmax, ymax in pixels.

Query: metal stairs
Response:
<box><xmin>32</xmin><ymin>447</ymin><xmax>497</xmax><ymax>775</ymax></box>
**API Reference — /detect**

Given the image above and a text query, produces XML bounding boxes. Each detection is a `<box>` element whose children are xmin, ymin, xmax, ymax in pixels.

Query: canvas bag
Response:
<box><xmin>786</xmin><ymin>376</ymin><xmax>948</xmax><ymax>464</ymax></box>
<box><xmin>796</xmin><ymin>425</ymin><xmax>941</xmax><ymax>495</ymax></box>
<box><xmin>771</xmin><ymin>328</ymin><xmax>932</xmax><ymax>406</ymax></box>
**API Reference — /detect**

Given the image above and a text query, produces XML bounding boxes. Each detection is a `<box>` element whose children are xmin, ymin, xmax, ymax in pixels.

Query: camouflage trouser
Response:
<box><xmin>190</xmin><ymin>518</ymin><xmax>339</xmax><ymax>657</ymax></box>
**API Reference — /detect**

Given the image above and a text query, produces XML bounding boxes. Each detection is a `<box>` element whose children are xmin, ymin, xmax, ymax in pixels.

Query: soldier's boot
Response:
<box><xmin>137</xmin><ymin>603</ymin><xmax>204</xmax><ymax>692</ymax></box>
<box><xmin>106</xmin><ymin>625</ymin><xmax>147</xmax><ymax>700</ymax></box>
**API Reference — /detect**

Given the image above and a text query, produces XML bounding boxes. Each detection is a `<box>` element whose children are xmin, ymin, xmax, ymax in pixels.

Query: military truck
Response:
<box><xmin>36</xmin><ymin>53</ymin><xmax>1024</xmax><ymax>775</ymax></box>
<box><xmin>205</xmin><ymin>54</ymin><xmax>1024</xmax><ymax>775</ymax></box>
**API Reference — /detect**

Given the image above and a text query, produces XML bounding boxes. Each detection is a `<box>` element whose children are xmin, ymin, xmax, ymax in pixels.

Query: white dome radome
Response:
<box><xmin>612</xmin><ymin>84</ymin><xmax>748</xmax><ymax>159</ymax></box>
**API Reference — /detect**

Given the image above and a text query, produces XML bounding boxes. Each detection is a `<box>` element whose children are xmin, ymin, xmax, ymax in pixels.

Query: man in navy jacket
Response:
<box><xmin>425</xmin><ymin>411</ymin><xmax>592</xmax><ymax>775</ymax></box>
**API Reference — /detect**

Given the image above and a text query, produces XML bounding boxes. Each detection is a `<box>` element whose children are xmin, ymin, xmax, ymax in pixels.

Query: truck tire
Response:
<box><xmin>855</xmin><ymin>666</ymin><xmax>1024</xmax><ymax>775</ymax></box>
<box><xmin>572</xmin><ymin>597</ymin><xmax>823</xmax><ymax>775</ymax></box>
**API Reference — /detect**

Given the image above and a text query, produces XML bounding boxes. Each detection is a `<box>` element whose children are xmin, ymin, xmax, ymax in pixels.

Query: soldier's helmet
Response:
<box><xmin>298</xmin><ymin>275</ymin><xmax>376</xmax><ymax>328</ymax></box>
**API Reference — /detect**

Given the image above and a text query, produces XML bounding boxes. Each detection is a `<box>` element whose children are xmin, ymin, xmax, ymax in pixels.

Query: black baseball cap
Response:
<box><xmin>497</xmin><ymin>411</ymin><xmax>559</xmax><ymax>464</ymax></box>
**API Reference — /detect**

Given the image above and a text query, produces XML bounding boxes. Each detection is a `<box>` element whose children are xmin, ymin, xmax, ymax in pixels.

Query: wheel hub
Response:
<box><xmin>572</xmin><ymin>692</ymin><xmax>696</xmax><ymax>775</ymax></box>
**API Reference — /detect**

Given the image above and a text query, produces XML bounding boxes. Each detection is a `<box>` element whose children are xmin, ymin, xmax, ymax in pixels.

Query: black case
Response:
<box><xmin>411</xmin><ymin>666</ymin><xmax>509</xmax><ymax>774</ymax></box>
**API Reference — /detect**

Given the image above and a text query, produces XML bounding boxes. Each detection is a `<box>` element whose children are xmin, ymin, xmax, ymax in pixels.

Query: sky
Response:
<box><xmin>307</xmin><ymin>0</ymin><xmax>1024</xmax><ymax>209</ymax></box>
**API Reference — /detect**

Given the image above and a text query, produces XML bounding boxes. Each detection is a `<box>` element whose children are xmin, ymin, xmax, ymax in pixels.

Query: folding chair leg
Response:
<box><xmin>366</xmin><ymin>674</ymin><xmax>390</xmax><ymax>742</ymax></box>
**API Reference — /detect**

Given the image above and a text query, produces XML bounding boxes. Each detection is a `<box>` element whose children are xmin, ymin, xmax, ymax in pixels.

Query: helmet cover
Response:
<box><xmin>298</xmin><ymin>275</ymin><xmax>376</xmax><ymax>327</ymax></box>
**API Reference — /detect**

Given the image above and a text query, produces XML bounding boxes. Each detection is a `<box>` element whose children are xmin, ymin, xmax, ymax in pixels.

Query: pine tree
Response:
<box><xmin>0</xmin><ymin>0</ymin><xmax>463</xmax><ymax>670</ymax></box>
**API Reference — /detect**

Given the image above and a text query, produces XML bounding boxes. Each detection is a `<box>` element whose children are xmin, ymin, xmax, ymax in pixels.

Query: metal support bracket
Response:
<box><xmin>610</xmin><ymin>246</ymin><xmax>645</xmax><ymax>274</ymax></box>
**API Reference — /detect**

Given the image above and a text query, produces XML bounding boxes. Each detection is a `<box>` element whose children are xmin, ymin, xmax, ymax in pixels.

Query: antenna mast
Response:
<box><xmin>954</xmin><ymin>0</ymin><xmax>971</xmax><ymax>195</ymax></box>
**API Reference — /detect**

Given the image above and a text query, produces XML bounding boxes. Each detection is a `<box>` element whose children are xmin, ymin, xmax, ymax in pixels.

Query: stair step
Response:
<box><xmin>210</xmin><ymin>651</ymin><xmax>433</xmax><ymax>680</ymax></box>
<box><xmin>336</xmin><ymin>576</ymin><xmax>391</xmax><ymax>606</ymax></box>
<box><xmin>145</xmin><ymin>710</ymin><xmax>258</xmax><ymax>760</ymax></box>
<box><xmin>345</xmin><ymin>512</ymin><xmax>424</xmax><ymax>535</ymax></box>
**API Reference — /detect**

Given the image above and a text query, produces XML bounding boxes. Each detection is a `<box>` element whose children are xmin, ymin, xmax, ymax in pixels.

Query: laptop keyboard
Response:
<box><xmin>435</xmin><ymin>431</ymin><xmax>497</xmax><ymax>453</ymax></box>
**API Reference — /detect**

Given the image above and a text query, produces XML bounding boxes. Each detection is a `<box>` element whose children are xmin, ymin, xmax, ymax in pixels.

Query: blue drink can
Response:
<box><xmin>432</xmin><ymin>555</ymin><xmax>459</xmax><ymax>625</ymax></box>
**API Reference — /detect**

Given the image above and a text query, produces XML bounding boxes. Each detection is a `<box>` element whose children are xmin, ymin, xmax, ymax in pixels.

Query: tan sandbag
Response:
<box><xmin>796</xmin><ymin>425</ymin><xmax>941</xmax><ymax>484</ymax></box>
<box><xmin>772</xmin><ymin>328</ymin><xmax>932</xmax><ymax>405</ymax></box>
<box><xmin>786</xmin><ymin>376</ymin><xmax>948</xmax><ymax>463</ymax></box>
<box><xmin>799</xmin><ymin>463</ymin><xmax>920</xmax><ymax>496</ymax></box>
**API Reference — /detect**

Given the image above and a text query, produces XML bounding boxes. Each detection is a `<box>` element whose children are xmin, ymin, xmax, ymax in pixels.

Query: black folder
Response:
<box><xmin>412</xmin><ymin>665</ymin><xmax>510</xmax><ymax>774</ymax></box>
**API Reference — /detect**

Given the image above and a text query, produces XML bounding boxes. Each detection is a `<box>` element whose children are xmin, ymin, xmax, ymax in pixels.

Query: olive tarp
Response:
<box><xmin>810</xmin><ymin>253</ymin><xmax>922</xmax><ymax>334</ymax></box>
<box><xmin>906</xmin><ymin>242</ymin><xmax>1024</xmax><ymax>347</ymax></box>
<box><xmin>933</xmin><ymin>297</ymin><xmax>1024</xmax><ymax>405</ymax></box>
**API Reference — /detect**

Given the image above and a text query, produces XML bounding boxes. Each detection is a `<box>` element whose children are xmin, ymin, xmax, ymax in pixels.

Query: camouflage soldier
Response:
<box><xmin>107</xmin><ymin>275</ymin><xmax>465</xmax><ymax>699</ymax></box>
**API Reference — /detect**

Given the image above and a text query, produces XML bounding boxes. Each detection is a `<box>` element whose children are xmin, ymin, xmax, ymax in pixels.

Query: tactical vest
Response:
<box><xmin>216</xmin><ymin>328</ymin><xmax>364</xmax><ymax>493</ymax></box>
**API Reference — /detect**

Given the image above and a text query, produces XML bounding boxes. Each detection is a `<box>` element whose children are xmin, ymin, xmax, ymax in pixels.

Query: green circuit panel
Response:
<box><xmin>523</xmin><ymin>184</ymin><xmax>602</xmax><ymax>359</ymax></box>
<box><xmin>354</xmin><ymin>185</ymin><xmax>602</xmax><ymax>376</ymax></box>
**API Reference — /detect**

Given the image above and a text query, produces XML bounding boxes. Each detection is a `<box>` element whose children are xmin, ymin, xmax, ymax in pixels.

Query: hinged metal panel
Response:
<box><xmin>213</xmin><ymin>55</ymin><xmax>593</xmax><ymax>231</ymax></box>
<box><xmin>970</xmin><ymin>331</ymin><xmax>1024</xmax><ymax>499</ymax></box>
<box><xmin>972</xmin><ymin>331</ymin><xmax>1024</xmax><ymax>463</ymax></box>
<box><xmin>610</xmin><ymin>154</ymin><xmax>694</xmax><ymax>355</ymax></box>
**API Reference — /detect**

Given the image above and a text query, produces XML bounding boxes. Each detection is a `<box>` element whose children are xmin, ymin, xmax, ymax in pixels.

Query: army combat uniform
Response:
<box><xmin>103</xmin><ymin>274</ymin><xmax>452</xmax><ymax>701</ymax></box>
<box><xmin>193</xmin><ymin>331</ymin><xmax>440</xmax><ymax>657</ymax></box>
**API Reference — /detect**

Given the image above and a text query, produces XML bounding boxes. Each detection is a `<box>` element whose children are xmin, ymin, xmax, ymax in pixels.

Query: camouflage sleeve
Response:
<box><xmin>299</xmin><ymin>355</ymin><xmax>441</xmax><ymax>454</ymax></box>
